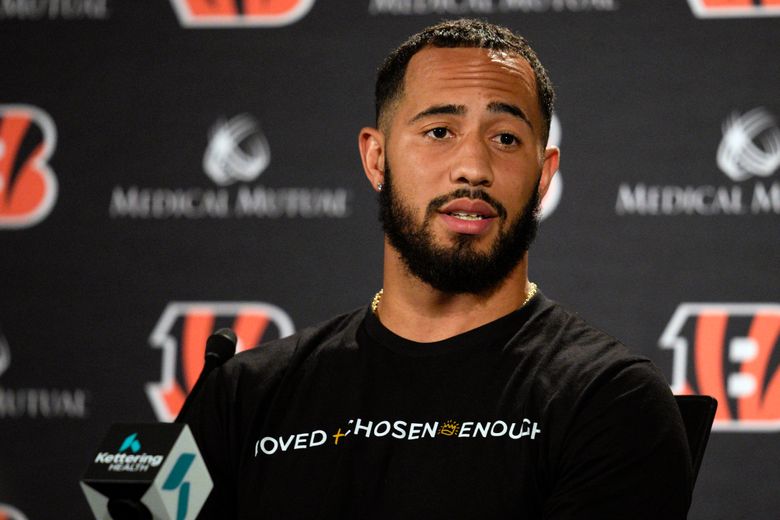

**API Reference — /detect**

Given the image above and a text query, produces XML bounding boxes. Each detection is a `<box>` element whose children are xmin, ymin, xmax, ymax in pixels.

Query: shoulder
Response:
<box><xmin>217</xmin><ymin>306</ymin><xmax>367</xmax><ymax>387</ymax></box>
<box><xmin>524</xmin><ymin>298</ymin><xmax>692</xmax><ymax>515</ymax></box>
<box><xmin>524</xmin><ymin>295</ymin><xmax>644</xmax><ymax>361</ymax></box>
<box><xmin>528</xmin><ymin>295</ymin><xmax>630</xmax><ymax>356</ymax></box>
<box><xmin>520</xmin><ymin>294</ymin><xmax>672</xmax><ymax>407</ymax></box>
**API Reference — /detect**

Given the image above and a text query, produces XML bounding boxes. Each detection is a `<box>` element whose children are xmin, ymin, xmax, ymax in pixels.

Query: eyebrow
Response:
<box><xmin>487</xmin><ymin>102</ymin><xmax>533</xmax><ymax>130</ymax></box>
<box><xmin>407</xmin><ymin>102</ymin><xmax>533</xmax><ymax>132</ymax></box>
<box><xmin>408</xmin><ymin>104</ymin><xmax>465</xmax><ymax>124</ymax></box>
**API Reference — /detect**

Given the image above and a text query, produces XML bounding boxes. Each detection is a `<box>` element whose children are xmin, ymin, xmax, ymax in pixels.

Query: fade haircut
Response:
<box><xmin>375</xmin><ymin>18</ymin><xmax>555</xmax><ymax>144</ymax></box>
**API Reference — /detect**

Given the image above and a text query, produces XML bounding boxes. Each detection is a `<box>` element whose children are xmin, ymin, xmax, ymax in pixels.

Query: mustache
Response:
<box><xmin>426</xmin><ymin>188</ymin><xmax>508</xmax><ymax>220</ymax></box>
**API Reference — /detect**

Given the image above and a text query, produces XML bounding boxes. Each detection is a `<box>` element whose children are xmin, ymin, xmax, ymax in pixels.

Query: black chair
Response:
<box><xmin>674</xmin><ymin>395</ymin><xmax>717</xmax><ymax>485</ymax></box>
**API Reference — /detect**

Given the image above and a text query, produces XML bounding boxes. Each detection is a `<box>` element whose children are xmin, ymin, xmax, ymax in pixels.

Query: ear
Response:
<box><xmin>358</xmin><ymin>127</ymin><xmax>385</xmax><ymax>192</ymax></box>
<box><xmin>537</xmin><ymin>146</ymin><xmax>560</xmax><ymax>200</ymax></box>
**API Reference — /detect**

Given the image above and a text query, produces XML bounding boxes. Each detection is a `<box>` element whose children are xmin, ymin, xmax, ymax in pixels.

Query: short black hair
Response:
<box><xmin>375</xmin><ymin>18</ymin><xmax>555</xmax><ymax>143</ymax></box>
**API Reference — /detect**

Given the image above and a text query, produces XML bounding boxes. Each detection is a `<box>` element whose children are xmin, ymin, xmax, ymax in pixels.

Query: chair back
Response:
<box><xmin>675</xmin><ymin>395</ymin><xmax>717</xmax><ymax>484</ymax></box>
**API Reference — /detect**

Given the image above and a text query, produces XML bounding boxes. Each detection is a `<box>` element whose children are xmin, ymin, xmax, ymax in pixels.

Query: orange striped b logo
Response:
<box><xmin>688</xmin><ymin>0</ymin><xmax>780</xmax><ymax>17</ymax></box>
<box><xmin>0</xmin><ymin>105</ymin><xmax>58</xmax><ymax>229</ymax></box>
<box><xmin>169</xmin><ymin>0</ymin><xmax>315</xmax><ymax>27</ymax></box>
<box><xmin>147</xmin><ymin>301</ymin><xmax>295</xmax><ymax>421</ymax></box>
<box><xmin>661</xmin><ymin>304</ymin><xmax>780</xmax><ymax>431</ymax></box>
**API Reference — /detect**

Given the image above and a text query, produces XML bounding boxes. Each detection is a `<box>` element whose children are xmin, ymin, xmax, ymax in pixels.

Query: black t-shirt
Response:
<box><xmin>185</xmin><ymin>293</ymin><xmax>693</xmax><ymax>518</ymax></box>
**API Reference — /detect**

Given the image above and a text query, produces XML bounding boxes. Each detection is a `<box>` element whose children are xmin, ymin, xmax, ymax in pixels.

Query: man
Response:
<box><xmin>186</xmin><ymin>19</ymin><xmax>692</xmax><ymax>518</ymax></box>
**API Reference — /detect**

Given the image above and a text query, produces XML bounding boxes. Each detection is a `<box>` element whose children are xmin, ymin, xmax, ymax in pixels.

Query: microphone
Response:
<box><xmin>81</xmin><ymin>423</ymin><xmax>212</xmax><ymax>520</ymax></box>
<box><xmin>80</xmin><ymin>328</ymin><xmax>237</xmax><ymax>519</ymax></box>
<box><xmin>176</xmin><ymin>328</ymin><xmax>237</xmax><ymax>423</ymax></box>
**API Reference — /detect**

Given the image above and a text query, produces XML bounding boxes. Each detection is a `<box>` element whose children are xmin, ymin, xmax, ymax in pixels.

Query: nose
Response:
<box><xmin>449</xmin><ymin>133</ymin><xmax>494</xmax><ymax>187</ymax></box>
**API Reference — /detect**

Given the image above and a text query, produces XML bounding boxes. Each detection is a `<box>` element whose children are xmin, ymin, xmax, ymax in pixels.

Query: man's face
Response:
<box><xmin>380</xmin><ymin>161</ymin><xmax>540</xmax><ymax>293</ymax></box>
<box><xmin>377</xmin><ymin>46</ymin><xmax>557</xmax><ymax>294</ymax></box>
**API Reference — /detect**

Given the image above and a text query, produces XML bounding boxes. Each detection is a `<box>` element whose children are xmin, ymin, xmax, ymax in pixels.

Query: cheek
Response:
<box><xmin>390</xmin><ymin>148</ymin><xmax>447</xmax><ymax>198</ymax></box>
<box><xmin>394</xmin><ymin>131</ymin><xmax>451</xmax><ymax>170</ymax></box>
<box><xmin>495</xmin><ymin>167</ymin><xmax>540</xmax><ymax>212</ymax></box>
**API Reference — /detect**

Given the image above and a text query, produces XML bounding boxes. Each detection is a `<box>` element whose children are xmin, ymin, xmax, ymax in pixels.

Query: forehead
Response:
<box><xmin>400</xmin><ymin>46</ymin><xmax>540</xmax><ymax>125</ymax></box>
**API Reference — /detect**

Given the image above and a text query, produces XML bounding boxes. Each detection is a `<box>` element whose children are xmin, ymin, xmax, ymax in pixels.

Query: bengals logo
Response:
<box><xmin>540</xmin><ymin>113</ymin><xmax>563</xmax><ymax>221</ymax></box>
<box><xmin>146</xmin><ymin>301</ymin><xmax>295</xmax><ymax>421</ymax></box>
<box><xmin>0</xmin><ymin>105</ymin><xmax>58</xmax><ymax>229</ymax></box>
<box><xmin>0</xmin><ymin>503</ymin><xmax>28</xmax><ymax>520</ymax></box>
<box><xmin>687</xmin><ymin>0</ymin><xmax>780</xmax><ymax>18</ymax></box>
<box><xmin>169</xmin><ymin>0</ymin><xmax>316</xmax><ymax>27</ymax></box>
<box><xmin>660</xmin><ymin>303</ymin><xmax>780</xmax><ymax>431</ymax></box>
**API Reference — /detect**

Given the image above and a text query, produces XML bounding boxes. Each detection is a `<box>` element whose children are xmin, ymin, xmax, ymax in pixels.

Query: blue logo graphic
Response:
<box><xmin>119</xmin><ymin>433</ymin><xmax>141</xmax><ymax>453</ymax></box>
<box><xmin>162</xmin><ymin>453</ymin><xmax>196</xmax><ymax>520</ymax></box>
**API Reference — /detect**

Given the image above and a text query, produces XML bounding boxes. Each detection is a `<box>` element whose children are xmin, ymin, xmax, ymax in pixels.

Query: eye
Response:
<box><xmin>495</xmin><ymin>133</ymin><xmax>519</xmax><ymax>146</ymax></box>
<box><xmin>426</xmin><ymin>127</ymin><xmax>450</xmax><ymax>139</ymax></box>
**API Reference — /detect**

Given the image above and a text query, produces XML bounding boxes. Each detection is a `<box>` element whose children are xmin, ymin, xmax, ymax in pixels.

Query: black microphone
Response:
<box><xmin>81</xmin><ymin>329</ymin><xmax>237</xmax><ymax>519</ymax></box>
<box><xmin>175</xmin><ymin>328</ymin><xmax>237</xmax><ymax>423</ymax></box>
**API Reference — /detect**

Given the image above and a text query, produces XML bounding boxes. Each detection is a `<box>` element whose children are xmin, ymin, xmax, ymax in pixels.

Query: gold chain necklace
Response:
<box><xmin>371</xmin><ymin>282</ymin><xmax>538</xmax><ymax>315</ymax></box>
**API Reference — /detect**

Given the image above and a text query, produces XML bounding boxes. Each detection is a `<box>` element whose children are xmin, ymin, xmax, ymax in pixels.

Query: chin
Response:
<box><xmin>441</xmin><ymin>229</ymin><xmax>499</xmax><ymax>249</ymax></box>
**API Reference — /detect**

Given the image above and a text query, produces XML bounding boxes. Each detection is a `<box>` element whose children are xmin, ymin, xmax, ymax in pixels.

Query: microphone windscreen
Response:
<box><xmin>205</xmin><ymin>328</ymin><xmax>237</xmax><ymax>362</ymax></box>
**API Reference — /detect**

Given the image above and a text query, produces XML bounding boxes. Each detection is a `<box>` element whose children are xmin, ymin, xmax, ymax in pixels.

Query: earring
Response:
<box><xmin>377</xmin><ymin>182</ymin><xmax>383</xmax><ymax>191</ymax></box>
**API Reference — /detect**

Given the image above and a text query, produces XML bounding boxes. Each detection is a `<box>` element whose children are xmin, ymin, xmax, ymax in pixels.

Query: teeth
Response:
<box><xmin>450</xmin><ymin>211</ymin><xmax>484</xmax><ymax>221</ymax></box>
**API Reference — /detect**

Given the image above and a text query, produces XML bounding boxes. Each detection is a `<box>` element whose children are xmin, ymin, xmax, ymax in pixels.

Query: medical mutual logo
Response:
<box><xmin>169</xmin><ymin>0</ymin><xmax>315</xmax><ymax>27</ymax></box>
<box><xmin>0</xmin><ymin>329</ymin><xmax>88</xmax><ymax>419</ymax></box>
<box><xmin>369</xmin><ymin>0</ymin><xmax>618</xmax><ymax>15</ymax></box>
<box><xmin>109</xmin><ymin>112</ymin><xmax>351</xmax><ymax>220</ymax></box>
<box><xmin>660</xmin><ymin>303</ymin><xmax>780</xmax><ymax>431</ymax></box>
<box><xmin>0</xmin><ymin>0</ymin><xmax>108</xmax><ymax>20</ymax></box>
<box><xmin>0</xmin><ymin>105</ymin><xmax>58</xmax><ymax>229</ymax></box>
<box><xmin>146</xmin><ymin>301</ymin><xmax>295</xmax><ymax>421</ymax></box>
<box><xmin>688</xmin><ymin>0</ymin><xmax>780</xmax><ymax>18</ymax></box>
<box><xmin>717</xmin><ymin>108</ymin><xmax>780</xmax><ymax>182</ymax></box>
<box><xmin>616</xmin><ymin>107</ymin><xmax>780</xmax><ymax>216</ymax></box>
<box><xmin>203</xmin><ymin>114</ymin><xmax>270</xmax><ymax>186</ymax></box>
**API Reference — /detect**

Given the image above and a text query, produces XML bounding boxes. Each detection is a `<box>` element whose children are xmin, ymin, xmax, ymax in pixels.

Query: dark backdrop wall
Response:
<box><xmin>1</xmin><ymin>1</ymin><xmax>779</xmax><ymax>518</ymax></box>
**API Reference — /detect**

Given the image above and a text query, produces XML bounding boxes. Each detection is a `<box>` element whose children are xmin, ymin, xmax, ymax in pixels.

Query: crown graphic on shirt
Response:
<box><xmin>438</xmin><ymin>420</ymin><xmax>460</xmax><ymax>437</ymax></box>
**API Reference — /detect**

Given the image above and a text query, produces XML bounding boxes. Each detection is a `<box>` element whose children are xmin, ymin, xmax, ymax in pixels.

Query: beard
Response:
<box><xmin>379</xmin><ymin>162</ymin><xmax>541</xmax><ymax>295</ymax></box>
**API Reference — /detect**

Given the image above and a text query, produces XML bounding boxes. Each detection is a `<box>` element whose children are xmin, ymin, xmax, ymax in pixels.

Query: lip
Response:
<box><xmin>437</xmin><ymin>198</ymin><xmax>498</xmax><ymax>235</ymax></box>
<box><xmin>438</xmin><ymin>198</ymin><xmax>498</xmax><ymax>218</ymax></box>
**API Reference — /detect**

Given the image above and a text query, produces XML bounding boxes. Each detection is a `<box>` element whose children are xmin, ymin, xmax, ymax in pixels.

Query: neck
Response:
<box><xmin>376</xmin><ymin>242</ymin><xmax>534</xmax><ymax>342</ymax></box>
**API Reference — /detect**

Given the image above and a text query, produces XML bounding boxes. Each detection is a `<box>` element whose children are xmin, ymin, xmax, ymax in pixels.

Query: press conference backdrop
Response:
<box><xmin>1</xmin><ymin>1</ymin><xmax>778</xmax><ymax>518</ymax></box>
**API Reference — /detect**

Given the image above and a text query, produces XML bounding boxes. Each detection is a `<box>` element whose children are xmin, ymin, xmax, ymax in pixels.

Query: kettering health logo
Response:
<box><xmin>109</xmin><ymin>112</ymin><xmax>351</xmax><ymax>220</ymax></box>
<box><xmin>169</xmin><ymin>0</ymin><xmax>315</xmax><ymax>27</ymax></box>
<box><xmin>120</xmin><ymin>432</ymin><xmax>142</xmax><ymax>453</ymax></box>
<box><xmin>0</xmin><ymin>328</ymin><xmax>88</xmax><ymax>419</ymax></box>
<box><xmin>616</xmin><ymin>107</ymin><xmax>780</xmax><ymax>216</ymax></box>
<box><xmin>94</xmin><ymin>433</ymin><xmax>164</xmax><ymax>472</ymax></box>
<box><xmin>161</xmin><ymin>452</ymin><xmax>198</xmax><ymax>519</ymax></box>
